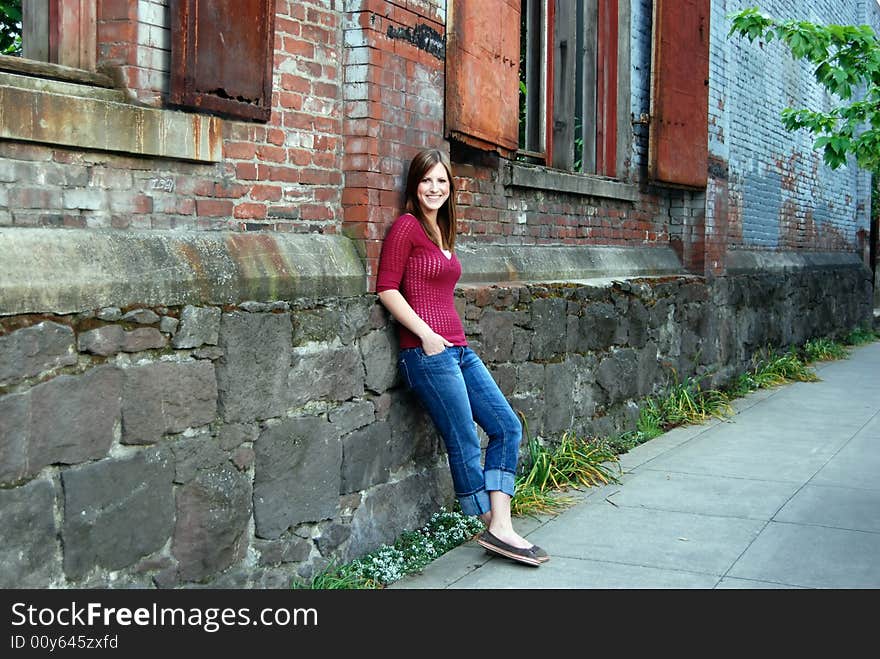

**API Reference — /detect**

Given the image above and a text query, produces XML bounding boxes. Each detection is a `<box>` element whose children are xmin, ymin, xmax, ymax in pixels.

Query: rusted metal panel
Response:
<box><xmin>446</xmin><ymin>0</ymin><xmax>521</xmax><ymax>155</ymax></box>
<box><xmin>649</xmin><ymin>0</ymin><xmax>710</xmax><ymax>188</ymax></box>
<box><xmin>170</xmin><ymin>0</ymin><xmax>276</xmax><ymax>122</ymax></box>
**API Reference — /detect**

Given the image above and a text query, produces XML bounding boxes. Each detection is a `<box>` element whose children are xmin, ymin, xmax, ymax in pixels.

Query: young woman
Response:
<box><xmin>375</xmin><ymin>148</ymin><xmax>549</xmax><ymax>567</ymax></box>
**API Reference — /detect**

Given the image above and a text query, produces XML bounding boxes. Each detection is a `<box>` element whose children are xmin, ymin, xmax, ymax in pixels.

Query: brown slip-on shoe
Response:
<box><xmin>476</xmin><ymin>531</ymin><xmax>541</xmax><ymax>567</ymax></box>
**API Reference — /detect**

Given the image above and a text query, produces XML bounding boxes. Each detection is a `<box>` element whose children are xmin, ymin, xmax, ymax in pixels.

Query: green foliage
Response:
<box><xmin>728</xmin><ymin>346</ymin><xmax>820</xmax><ymax>397</ymax></box>
<box><xmin>291</xmin><ymin>507</ymin><xmax>486</xmax><ymax>589</ymax></box>
<box><xmin>510</xmin><ymin>412</ymin><xmax>620</xmax><ymax>517</ymax></box>
<box><xmin>640</xmin><ymin>371</ymin><xmax>734</xmax><ymax>431</ymax></box>
<box><xmin>845</xmin><ymin>324</ymin><xmax>880</xmax><ymax>345</ymax></box>
<box><xmin>802</xmin><ymin>337</ymin><xmax>849</xmax><ymax>362</ymax></box>
<box><xmin>727</xmin><ymin>7</ymin><xmax>880</xmax><ymax>172</ymax></box>
<box><xmin>0</xmin><ymin>0</ymin><xmax>21</xmax><ymax>56</ymax></box>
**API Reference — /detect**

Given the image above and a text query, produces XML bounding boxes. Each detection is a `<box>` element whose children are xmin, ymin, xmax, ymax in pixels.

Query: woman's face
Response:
<box><xmin>416</xmin><ymin>162</ymin><xmax>450</xmax><ymax>218</ymax></box>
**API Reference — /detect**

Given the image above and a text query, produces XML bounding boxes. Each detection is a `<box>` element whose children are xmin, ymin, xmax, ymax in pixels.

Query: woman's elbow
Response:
<box><xmin>377</xmin><ymin>289</ymin><xmax>397</xmax><ymax>307</ymax></box>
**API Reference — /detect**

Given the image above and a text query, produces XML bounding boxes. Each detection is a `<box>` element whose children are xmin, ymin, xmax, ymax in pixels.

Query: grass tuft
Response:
<box><xmin>844</xmin><ymin>325</ymin><xmax>880</xmax><ymax>346</ymax></box>
<box><xmin>802</xmin><ymin>337</ymin><xmax>848</xmax><ymax>362</ymax></box>
<box><xmin>511</xmin><ymin>416</ymin><xmax>621</xmax><ymax>517</ymax></box>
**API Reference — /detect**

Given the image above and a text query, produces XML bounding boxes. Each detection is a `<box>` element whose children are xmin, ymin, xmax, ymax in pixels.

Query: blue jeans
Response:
<box><xmin>398</xmin><ymin>346</ymin><xmax>522</xmax><ymax>516</ymax></box>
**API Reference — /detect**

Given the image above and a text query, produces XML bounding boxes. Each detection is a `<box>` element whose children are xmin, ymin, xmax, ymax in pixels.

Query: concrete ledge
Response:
<box><xmin>725</xmin><ymin>249</ymin><xmax>870</xmax><ymax>274</ymax></box>
<box><xmin>0</xmin><ymin>83</ymin><xmax>222</xmax><ymax>162</ymax></box>
<box><xmin>456</xmin><ymin>243</ymin><xmax>685</xmax><ymax>284</ymax></box>
<box><xmin>0</xmin><ymin>229</ymin><xmax>366</xmax><ymax>316</ymax></box>
<box><xmin>504</xmin><ymin>162</ymin><xmax>640</xmax><ymax>201</ymax></box>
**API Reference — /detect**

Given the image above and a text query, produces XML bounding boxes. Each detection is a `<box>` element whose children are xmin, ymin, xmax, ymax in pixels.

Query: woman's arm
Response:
<box><xmin>377</xmin><ymin>289</ymin><xmax>452</xmax><ymax>356</ymax></box>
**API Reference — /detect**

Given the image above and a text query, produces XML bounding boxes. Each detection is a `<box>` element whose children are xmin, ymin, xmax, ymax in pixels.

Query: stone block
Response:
<box><xmin>172</xmin><ymin>305</ymin><xmax>221</xmax><ymax>349</ymax></box>
<box><xmin>388</xmin><ymin>389</ymin><xmax>441</xmax><ymax>469</ymax></box>
<box><xmin>172</xmin><ymin>464</ymin><xmax>252</xmax><ymax>583</ymax></box>
<box><xmin>529</xmin><ymin>297</ymin><xmax>567</xmax><ymax>359</ymax></box>
<box><xmin>122</xmin><ymin>327</ymin><xmax>166</xmax><ymax>352</ymax></box>
<box><xmin>347</xmin><ymin>469</ymin><xmax>452</xmax><ymax>562</ymax></box>
<box><xmin>253</xmin><ymin>416</ymin><xmax>341</xmax><ymax>539</ymax></box>
<box><xmin>0</xmin><ymin>479</ymin><xmax>62</xmax><ymax>587</ymax></box>
<box><xmin>170</xmin><ymin>435</ymin><xmax>229</xmax><ymax>484</ymax></box>
<box><xmin>328</xmin><ymin>401</ymin><xmax>375</xmax><ymax>436</ymax></box>
<box><xmin>359</xmin><ymin>327</ymin><xmax>399</xmax><ymax>393</ymax></box>
<box><xmin>78</xmin><ymin>325</ymin><xmax>124</xmax><ymax>356</ymax></box>
<box><xmin>573</xmin><ymin>302</ymin><xmax>618</xmax><ymax>352</ymax></box>
<box><xmin>29</xmin><ymin>366</ymin><xmax>121</xmax><ymax>475</ymax></box>
<box><xmin>595</xmin><ymin>348</ymin><xmax>640</xmax><ymax>403</ymax></box>
<box><xmin>122</xmin><ymin>360</ymin><xmax>217</xmax><ymax>444</ymax></box>
<box><xmin>255</xmin><ymin>536</ymin><xmax>312</xmax><ymax>566</ymax></box>
<box><xmin>479</xmin><ymin>309</ymin><xmax>515</xmax><ymax>362</ymax></box>
<box><xmin>122</xmin><ymin>308</ymin><xmax>160</xmax><ymax>324</ymax></box>
<box><xmin>61</xmin><ymin>448</ymin><xmax>174</xmax><ymax>580</ymax></box>
<box><xmin>341</xmin><ymin>421</ymin><xmax>392</xmax><ymax>494</ymax></box>
<box><xmin>544</xmin><ymin>361</ymin><xmax>575</xmax><ymax>434</ymax></box>
<box><xmin>315</xmin><ymin>522</ymin><xmax>352</xmax><ymax>556</ymax></box>
<box><xmin>0</xmin><ymin>392</ymin><xmax>29</xmax><ymax>485</ymax></box>
<box><xmin>0</xmin><ymin>321</ymin><xmax>77</xmax><ymax>386</ymax></box>
<box><xmin>217</xmin><ymin>312</ymin><xmax>292</xmax><ymax>423</ymax></box>
<box><xmin>216</xmin><ymin>422</ymin><xmax>258</xmax><ymax>450</ymax></box>
<box><xmin>288</xmin><ymin>340</ymin><xmax>364</xmax><ymax>407</ymax></box>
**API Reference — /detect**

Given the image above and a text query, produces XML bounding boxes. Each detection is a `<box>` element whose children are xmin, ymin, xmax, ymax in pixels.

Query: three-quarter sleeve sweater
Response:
<box><xmin>375</xmin><ymin>213</ymin><xmax>467</xmax><ymax>349</ymax></box>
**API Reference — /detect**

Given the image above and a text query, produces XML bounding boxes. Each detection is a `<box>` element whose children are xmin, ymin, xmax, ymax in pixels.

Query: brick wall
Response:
<box><xmin>341</xmin><ymin>0</ymin><xmax>447</xmax><ymax>289</ymax></box>
<box><xmin>3</xmin><ymin>0</ymin><xmax>875</xmax><ymax>281</ymax></box>
<box><xmin>2</xmin><ymin>0</ymin><xmax>344</xmax><ymax>234</ymax></box>
<box><xmin>716</xmin><ymin>0</ymin><xmax>876</xmax><ymax>254</ymax></box>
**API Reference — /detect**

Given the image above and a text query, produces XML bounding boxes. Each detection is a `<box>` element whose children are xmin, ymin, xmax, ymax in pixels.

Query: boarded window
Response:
<box><xmin>648</xmin><ymin>0</ymin><xmax>710</xmax><ymax>188</ymax></box>
<box><xmin>20</xmin><ymin>0</ymin><xmax>96</xmax><ymax>70</ymax></box>
<box><xmin>169</xmin><ymin>0</ymin><xmax>276</xmax><ymax>122</ymax></box>
<box><xmin>446</xmin><ymin>0</ymin><xmax>521</xmax><ymax>155</ymax></box>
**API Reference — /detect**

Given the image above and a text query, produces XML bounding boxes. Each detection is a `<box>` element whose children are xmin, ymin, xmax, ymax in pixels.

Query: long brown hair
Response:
<box><xmin>404</xmin><ymin>148</ymin><xmax>458</xmax><ymax>251</ymax></box>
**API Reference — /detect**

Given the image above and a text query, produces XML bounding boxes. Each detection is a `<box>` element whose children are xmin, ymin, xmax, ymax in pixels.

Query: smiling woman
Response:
<box><xmin>375</xmin><ymin>148</ymin><xmax>551</xmax><ymax>569</ymax></box>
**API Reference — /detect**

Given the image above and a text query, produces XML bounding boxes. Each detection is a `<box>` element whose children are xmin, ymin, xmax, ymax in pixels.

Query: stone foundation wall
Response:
<box><xmin>0</xmin><ymin>245</ymin><xmax>871</xmax><ymax>588</ymax></box>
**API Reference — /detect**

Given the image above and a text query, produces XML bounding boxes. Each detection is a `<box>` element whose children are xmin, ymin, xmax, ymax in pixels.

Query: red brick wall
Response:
<box><xmin>341</xmin><ymin>0</ymin><xmax>447</xmax><ymax>290</ymax></box>
<box><xmin>2</xmin><ymin>0</ymin><xmax>344</xmax><ymax>234</ymax></box>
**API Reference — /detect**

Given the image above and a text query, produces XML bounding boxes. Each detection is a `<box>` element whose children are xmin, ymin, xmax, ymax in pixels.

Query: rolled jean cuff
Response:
<box><xmin>484</xmin><ymin>468</ymin><xmax>516</xmax><ymax>498</ymax></box>
<box><xmin>458</xmin><ymin>489</ymin><xmax>491</xmax><ymax>517</ymax></box>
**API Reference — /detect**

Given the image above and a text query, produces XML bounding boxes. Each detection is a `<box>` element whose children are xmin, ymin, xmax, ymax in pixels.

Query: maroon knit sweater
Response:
<box><xmin>375</xmin><ymin>213</ymin><xmax>467</xmax><ymax>349</ymax></box>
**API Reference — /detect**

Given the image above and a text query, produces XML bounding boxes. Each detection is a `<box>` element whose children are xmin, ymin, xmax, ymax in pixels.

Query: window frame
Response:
<box><xmin>517</xmin><ymin>0</ymin><xmax>630</xmax><ymax>181</ymax></box>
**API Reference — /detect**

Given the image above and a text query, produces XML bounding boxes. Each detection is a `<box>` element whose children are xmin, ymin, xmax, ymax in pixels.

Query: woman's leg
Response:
<box><xmin>398</xmin><ymin>347</ymin><xmax>491</xmax><ymax>516</ymax></box>
<box><xmin>458</xmin><ymin>348</ymin><xmax>534</xmax><ymax>549</ymax></box>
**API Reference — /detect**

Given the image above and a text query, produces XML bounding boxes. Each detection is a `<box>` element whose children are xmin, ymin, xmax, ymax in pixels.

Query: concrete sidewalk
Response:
<box><xmin>389</xmin><ymin>341</ymin><xmax>880</xmax><ymax>589</ymax></box>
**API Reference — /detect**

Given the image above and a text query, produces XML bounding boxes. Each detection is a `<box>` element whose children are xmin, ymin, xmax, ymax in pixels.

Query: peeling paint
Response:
<box><xmin>386</xmin><ymin>23</ymin><xmax>445</xmax><ymax>60</ymax></box>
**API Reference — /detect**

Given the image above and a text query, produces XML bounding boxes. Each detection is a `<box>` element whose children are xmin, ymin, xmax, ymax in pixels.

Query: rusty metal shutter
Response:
<box><xmin>170</xmin><ymin>0</ymin><xmax>276</xmax><ymax>122</ymax></box>
<box><xmin>446</xmin><ymin>0</ymin><xmax>520</xmax><ymax>155</ymax></box>
<box><xmin>648</xmin><ymin>0</ymin><xmax>710</xmax><ymax>188</ymax></box>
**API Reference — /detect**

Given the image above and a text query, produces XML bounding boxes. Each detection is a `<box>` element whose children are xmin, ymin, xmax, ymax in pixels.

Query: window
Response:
<box><xmin>11</xmin><ymin>0</ymin><xmax>97</xmax><ymax>70</ymax></box>
<box><xmin>445</xmin><ymin>0</ymin><xmax>629</xmax><ymax>178</ymax></box>
<box><xmin>519</xmin><ymin>0</ymin><xmax>628</xmax><ymax>177</ymax></box>
<box><xmin>1</xmin><ymin>1</ymin><xmax>276</xmax><ymax>122</ymax></box>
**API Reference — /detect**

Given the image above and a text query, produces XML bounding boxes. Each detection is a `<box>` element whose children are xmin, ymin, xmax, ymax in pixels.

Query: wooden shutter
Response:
<box><xmin>446</xmin><ymin>0</ymin><xmax>521</xmax><ymax>155</ymax></box>
<box><xmin>648</xmin><ymin>0</ymin><xmax>710</xmax><ymax>187</ymax></box>
<box><xmin>22</xmin><ymin>0</ymin><xmax>95</xmax><ymax>70</ymax></box>
<box><xmin>170</xmin><ymin>0</ymin><xmax>276</xmax><ymax>122</ymax></box>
